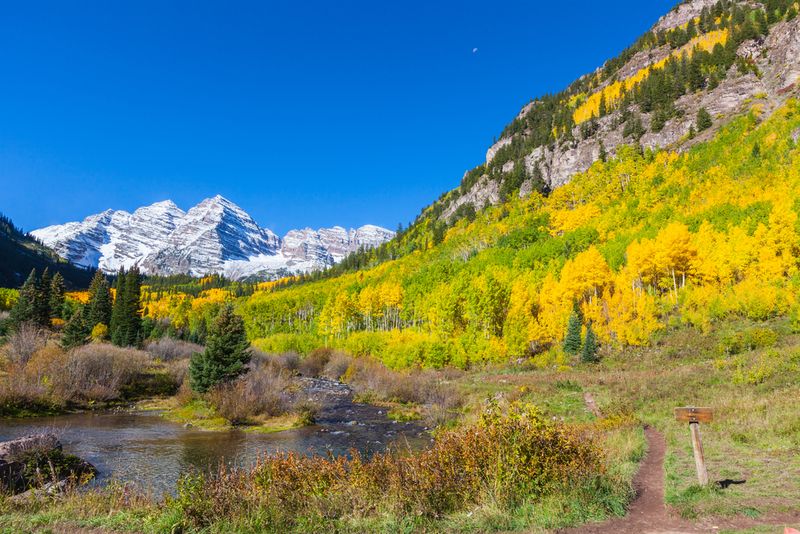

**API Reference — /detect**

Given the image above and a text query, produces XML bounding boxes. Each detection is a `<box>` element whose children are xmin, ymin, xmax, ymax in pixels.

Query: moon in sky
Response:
<box><xmin>472</xmin><ymin>47</ymin><xmax>478</xmax><ymax>53</ymax></box>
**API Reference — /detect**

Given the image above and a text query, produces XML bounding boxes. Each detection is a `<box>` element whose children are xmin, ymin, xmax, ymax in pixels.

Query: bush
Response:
<box><xmin>207</xmin><ymin>363</ymin><xmax>293</xmax><ymax>424</ymax></box>
<box><xmin>4</xmin><ymin>322</ymin><xmax>48</xmax><ymax>366</ymax></box>
<box><xmin>298</xmin><ymin>348</ymin><xmax>331</xmax><ymax>377</ymax></box>
<box><xmin>321</xmin><ymin>351</ymin><xmax>352</xmax><ymax>380</ymax></box>
<box><xmin>342</xmin><ymin>356</ymin><xmax>463</xmax><ymax>425</ymax></box>
<box><xmin>718</xmin><ymin>326</ymin><xmax>779</xmax><ymax>355</ymax></box>
<box><xmin>172</xmin><ymin>403</ymin><xmax>603</xmax><ymax>529</ymax></box>
<box><xmin>146</xmin><ymin>337</ymin><xmax>203</xmax><ymax>361</ymax></box>
<box><xmin>57</xmin><ymin>344</ymin><xmax>152</xmax><ymax>401</ymax></box>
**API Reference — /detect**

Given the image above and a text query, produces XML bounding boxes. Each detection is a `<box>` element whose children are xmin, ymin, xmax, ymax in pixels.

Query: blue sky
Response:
<box><xmin>1</xmin><ymin>0</ymin><xmax>676</xmax><ymax>235</ymax></box>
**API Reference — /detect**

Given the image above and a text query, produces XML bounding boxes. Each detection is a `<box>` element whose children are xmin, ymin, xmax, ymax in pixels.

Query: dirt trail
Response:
<box><xmin>561</xmin><ymin>426</ymin><xmax>700</xmax><ymax>534</ymax></box>
<box><xmin>559</xmin><ymin>395</ymin><xmax>800</xmax><ymax>533</ymax></box>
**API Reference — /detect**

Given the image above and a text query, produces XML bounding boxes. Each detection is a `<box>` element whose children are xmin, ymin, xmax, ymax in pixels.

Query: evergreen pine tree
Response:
<box><xmin>36</xmin><ymin>268</ymin><xmax>52</xmax><ymax>325</ymax></box>
<box><xmin>581</xmin><ymin>322</ymin><xmax>599</xmax><ymax>363</ymax></box>
<box><xmin>10</xmin><ymin>269</ymin><xmax>39</xmax><ymax>327</ymax></box>
<box><xmin>563</xmin><ymin>311</ymin><xmax>583</xmax><ymax>355</ymax></box>
<box><xmin>86</xmin><ymin>270</ymin><xmax>113</xmax><ymax>329</ymax></box>
<box><xmin>49</xmin><ymin>272</ymin><xmax>66</xmax><ymax>319</ymax></box>
<box><xmin>124</xmin><ymin>267</ymin><xmax>142</xmax><ymax>346</ymax></box>
<box><xmin>110</xmin><ymin>269</ymin><xmax>127</xmax><ymax>346</ymax></box>
<box><xmin>61</xmin><ymin>307</ymin><xmax>90</xmax><ymax>350</ymax></box>
<box><xmin>189</xmin><ymin>305</ymin><xmax>251</xmax><ymax>393</ymax></box>
<box><xmin>696</xmin><ymin>107</ymin><xmax>713</xmax><ymax>131</ymax></box>
<box><xmin>752</xmin><ymin>142</ymin><xmax>761</xmax><ymax>158</ymax></box>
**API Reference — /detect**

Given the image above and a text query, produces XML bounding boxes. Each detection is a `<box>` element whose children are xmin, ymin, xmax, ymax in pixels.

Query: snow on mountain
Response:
<box><xmin>31</xmin><ymin>196</ymin><xmax>394</xmax><ymax>280</ymax></box>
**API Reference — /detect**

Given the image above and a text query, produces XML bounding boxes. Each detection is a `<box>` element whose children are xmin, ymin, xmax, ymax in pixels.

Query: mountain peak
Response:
<box><xmin>31</xmin><ymin>198</ymin><xmax>395</xmax><ymax>280</ymax></box>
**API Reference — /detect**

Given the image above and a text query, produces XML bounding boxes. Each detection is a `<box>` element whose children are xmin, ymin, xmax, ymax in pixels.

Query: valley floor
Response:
<box><xmin>1</xmin><ymin>318</ymin><xmax>799</xmax><ymax>533</ymax></box>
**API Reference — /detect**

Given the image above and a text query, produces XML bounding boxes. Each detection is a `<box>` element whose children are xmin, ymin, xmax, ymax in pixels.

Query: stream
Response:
<box><xmin>0</xmin><ymin>378</ymin><xmax>430</xmax><ymax>495</ymax></box>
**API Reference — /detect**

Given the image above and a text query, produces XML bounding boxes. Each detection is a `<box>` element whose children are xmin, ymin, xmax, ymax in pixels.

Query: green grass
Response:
<box><xmin>2</xmin><ymin>318</ymin><xmax>796</xmax><ymax>532</ymax></box>
<box><xmin>459</xmin><ymin>317</ymin><xmax>800</xmax><ymax>524</ymax></box>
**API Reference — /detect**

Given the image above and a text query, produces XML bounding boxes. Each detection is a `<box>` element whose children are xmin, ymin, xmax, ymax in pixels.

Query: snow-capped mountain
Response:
<box><xmin>31</xmin><ymin>196</ymin><xmax>394</xmax><ymax>280</ymax></box>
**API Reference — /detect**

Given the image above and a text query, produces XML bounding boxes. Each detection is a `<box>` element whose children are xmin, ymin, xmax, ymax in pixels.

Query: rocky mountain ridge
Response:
<box><xmin>31</xmin><ymin>196</ymin><xmax>394</xmax><ymax>280</ymax></box>
<box><xmin>438</xmin><ymin>0</ymin><xmax>800</xmax><ymax>221</ymax></box>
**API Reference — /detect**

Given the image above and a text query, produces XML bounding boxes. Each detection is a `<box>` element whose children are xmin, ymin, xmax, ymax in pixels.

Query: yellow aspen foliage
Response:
<box><xmin>573</xmin><ymin>29</ymin><xmax>728</xmax><ymax>124</ymax></box>
<box><xmin>604</xmin><ymin>283</ymin><xmax>662</xmax><ymax>345</ymax></box>
<box><xmin>559</xmin><ymin>247</ymin><xmax>613</xmax><ymax>303</ymax></box>
<box><xmin>67</xmin><ymin>291</ymin><xmax>90</xmax><ymax>304</ymax></box>
<box><xmin>549</xmin><ymin>203</ymin><xmax>601</xmax><ymax>235</ymax></box>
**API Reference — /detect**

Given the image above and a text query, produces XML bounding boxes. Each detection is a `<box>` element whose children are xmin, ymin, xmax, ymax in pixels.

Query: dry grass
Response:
<box><xmin>167</xmin><ymin>402</ymin><xmax>608</xmax><ymax>532</ymax></box>
<box><xmin>2</xmin><ymin>323</ymin><xmax>48</xmax><ymax>366</ymax></box>
<box><xmin>207</xmin><ymin>363</ymin><xmax>294</xmax><ymax>424</ymax></box>
<box><xmin>0</xmin><ymin>342</ymin><xmax>159</xmax><ymax>413</ymax></box>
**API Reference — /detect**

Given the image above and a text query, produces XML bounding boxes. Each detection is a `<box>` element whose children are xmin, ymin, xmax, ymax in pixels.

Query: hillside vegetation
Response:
<box><xmin>0</xmin><ymin>214</ymin><xmax>95</xmax><ymax>289</ymax></box>
<box><xmin>135</xmin><ymin>99</ymin><xmax>800</xmax><ymax>370</ymax></box>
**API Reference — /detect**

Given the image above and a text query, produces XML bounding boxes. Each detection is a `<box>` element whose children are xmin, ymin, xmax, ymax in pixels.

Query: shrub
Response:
<box><xmin>718</xmin><ymin>326</ymin><xmax>779</xmax><ymax>355</ymax></box>
<box><xmin>172</xmin><ymin>402</ymin><xmax>603</xmax><ymax>529</ymax></box>
<box><xmin>207</xmin><ymin>364</ymin><xmax>293</xmax><ymax>424</ymax></box>
<box><xmin>57</xmin><ymin>344</ymin><xmax>151</xmax><ymax>402</ymax></box>
<box><xmin>298</xmin><ymin>348</ymin><xmax>331</xmax><ymax>377</ymax></box>
<box><xmin>90</xmin><ymin>323</ymin><xmax>109</xmax><ymax>342</ymax></box>
<box><xmin>146</xmin><ymin>337</ymin><xmax>203</xmax><ymax>361</ymax></box>
<box><xmin>321</xmin><ymin>351</ymin><xmax>352</xmax><ymax>380</ymax></box>
<box><xmin>4</xmin><ymin>322</ymin><xmax>48</xmax><ymax>366</ymax></box>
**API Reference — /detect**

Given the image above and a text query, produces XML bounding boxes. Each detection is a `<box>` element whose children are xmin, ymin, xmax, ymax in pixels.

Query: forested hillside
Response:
<box><xmin>141</xmin><ymin>99</ymin><xmax>800</xmax><ymax>368</ymax></box>
<box><xmin>290</xmin><ymin>0</ymin><xmax>800</xmax><ymax>278</ymax></box>
<box><xmin>0</xmin><ymin>214</ymin><xmax>95</xmax><ymax>289</ymax></box>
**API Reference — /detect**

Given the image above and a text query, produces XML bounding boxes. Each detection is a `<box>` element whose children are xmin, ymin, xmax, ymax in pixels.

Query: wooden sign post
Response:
<box><xmin>674</xmin><ymin>407</ymin><xmax>713</xmax><ymax>486</ymax></box>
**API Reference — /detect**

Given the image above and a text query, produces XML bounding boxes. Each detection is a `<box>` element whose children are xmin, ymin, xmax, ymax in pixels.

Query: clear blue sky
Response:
<box><xmin>1</xmin><ymin>0</ymin><xmax>676</xmax><ymax>235</ymax></box>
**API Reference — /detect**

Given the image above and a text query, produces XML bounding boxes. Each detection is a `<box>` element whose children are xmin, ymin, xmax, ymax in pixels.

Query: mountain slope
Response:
<box><xmin>233</xmin><ymin>96</ymin><xmax>800</xmax><ymax>366</ymax></box>
<box><xmin>0</xmin><ymin>214</ymin><xmax>95</xmax><ymax>288</ymax></box>
<box><xmin>388</xmin><ymin>0</ymin><xmax>800</xmax><ymax>251</ymax></box>
<box><xmin>31</xmin><ymin>196</ymin><xmax>394</xmax><ymax>280</ymax></box>
<box><xmin>175</xmin><ymin>0</ymin><xmax>800</xmax><ymax>367</ymax></box>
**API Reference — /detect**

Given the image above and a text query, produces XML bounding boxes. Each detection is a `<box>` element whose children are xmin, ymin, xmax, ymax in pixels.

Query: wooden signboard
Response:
<box><xmin>675</xmin><ymin>406</ymin><xmax>714</xmax><ymax>486</ymax></box>
<box><xmin>674</xmin><ymin>407</ymin><xmax>713</xmax><ymax>424</ymax></box>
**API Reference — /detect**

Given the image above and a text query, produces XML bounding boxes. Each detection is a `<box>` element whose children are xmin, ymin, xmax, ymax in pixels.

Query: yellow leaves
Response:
<box><xmin>549</xmin><ymin>203</ymin><xmax>601</xmax><ymax>235</ymax></box>
<box><xmin>559</xmin><ymin>247</ymin><xmax>612</xmax><ymax>303</ymax></box>
<box><xmin>604</xmin><ymin>283</ymin><xmax>662</xmax><ymax>345</ymax></box>
<box><xmin>67</xmin><ymin>291</ymin><xmax>90</xmax><ymax>304</ymax></box>
<box><xmin>573</xmin><ymin>29</ymin><xmax>728</xmax><ymax>124</ymax></box>
<box><xmin>625</xmin><ymin>223</ymin><xmax>697</xmax><ymax>293</ymax></box>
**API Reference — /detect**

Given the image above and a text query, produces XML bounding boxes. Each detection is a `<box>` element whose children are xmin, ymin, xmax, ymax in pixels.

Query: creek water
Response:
<box><xmin>0</xmin><ymin>379</ymin><xmax>430</xmax><ymax>495</ymax></box>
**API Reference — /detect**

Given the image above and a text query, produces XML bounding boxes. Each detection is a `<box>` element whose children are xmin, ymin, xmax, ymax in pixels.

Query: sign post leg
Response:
<box><xmin>689</xmin><ymin>421</ymin><xmax>708</xmax><ymax>486</ymax></box>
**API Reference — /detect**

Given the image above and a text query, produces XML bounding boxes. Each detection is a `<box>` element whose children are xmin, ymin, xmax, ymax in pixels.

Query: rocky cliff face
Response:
<box><xmin>442</xmin><ymin>1</ymin><xmax>800</xmax><ymax>220</ymax></box>
<box><xmin>32</xmin><ymin>196</ymin><xmax>394</xmax><ymax>280</ymax></box>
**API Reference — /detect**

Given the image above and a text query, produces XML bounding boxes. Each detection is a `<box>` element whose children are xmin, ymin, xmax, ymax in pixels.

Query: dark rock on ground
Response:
<box><xmin>0</xmin><ymin>433</ymin><xmax>96</xmax><ymax>495</ymax></box>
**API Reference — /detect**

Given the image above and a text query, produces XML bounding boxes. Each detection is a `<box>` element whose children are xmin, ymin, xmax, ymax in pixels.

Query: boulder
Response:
<box><xmin>0</xmin><ymin>433</ymin><xmax>96</xmax><ymax>494</ymax></box>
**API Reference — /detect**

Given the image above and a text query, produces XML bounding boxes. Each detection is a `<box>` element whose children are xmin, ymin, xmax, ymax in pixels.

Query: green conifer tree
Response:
<box><xmin>696</xmin><ymin>107</ymin><xmax>713</xmax><ymax>131</ymax></box>
<box><xmin>563</xmin><ymin>311</ymin><xmax>583</xmax><ymax>355</ymax></box>
<box><xmin>10</xmin><ymin>269</ymin><xmax>39</xmax><ymax>327</ymax></box>
<box><xmin>61</xmin><ymin>307</ymin><xmax>90</xmax><ymax>350</ymax></box>
<box><xmin>36</xmin><ymin>268</ymin><xmax>52</xmax><ymax>325</ymax></box>
<box><xmin>49</xmin><ymin>272</ymin><xmax>66</xmax><ymax>319</ymax></box>
<box><xmin>110</xmin><ymin>269</ymin><xmax>128</xmax><ymax>346</ymax></box>
<box><xmin>124</xmin><ymin>267</ymin><xmax>143</xmax><ymax>346</ymax></box>
<box><xmin>189</xmin><ymin>305</ymin><xmax>251</xmax><ymax>393</ymax></box>
<box><xmin>86</xmin><ymin>270</ymin><xmax>113</xmax><ymax>329</ymax></box>
<box><xmin>581</xmin><ymin>322</ymin><xmax>599</xmax><ymax>363</ymax></box>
